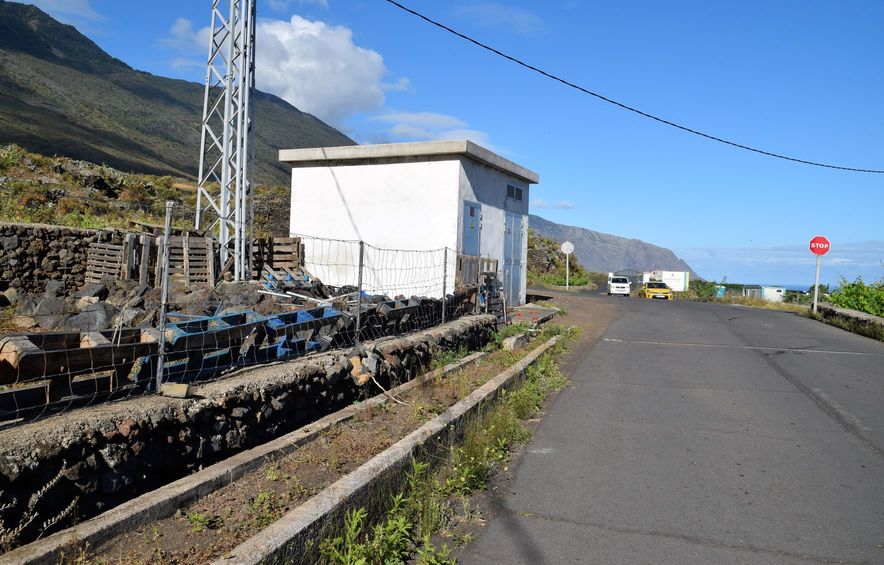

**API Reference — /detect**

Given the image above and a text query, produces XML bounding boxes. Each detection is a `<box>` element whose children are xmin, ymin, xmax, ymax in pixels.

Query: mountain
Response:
<box><xmin>529</xmin><ymin>214</ymin><xmax>701</xmax><ymax>278</ymax></box>
<box><xmin>0</xmin><ymin>1</ymin><xmax>354</xmax><ymax>185</ymax></box>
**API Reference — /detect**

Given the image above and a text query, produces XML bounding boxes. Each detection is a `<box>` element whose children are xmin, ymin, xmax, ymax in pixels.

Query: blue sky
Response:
<box><xmin>18</xmin><ymin>0</ymin><xmax>884</xmax><ymax>286</ymax></box>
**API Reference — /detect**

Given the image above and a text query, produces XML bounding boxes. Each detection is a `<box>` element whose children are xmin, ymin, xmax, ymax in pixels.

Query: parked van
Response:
<box><xmin>607</xmin><ymin>275</ymin><xmax>631</xmax><ymax>297</ymax></box>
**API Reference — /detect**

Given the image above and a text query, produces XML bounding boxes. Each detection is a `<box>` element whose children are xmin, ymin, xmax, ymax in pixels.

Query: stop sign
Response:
<box><xmin>809</xmin><ymin>235</ymin><xmax>831</xmax><ymax>256</ymax></box>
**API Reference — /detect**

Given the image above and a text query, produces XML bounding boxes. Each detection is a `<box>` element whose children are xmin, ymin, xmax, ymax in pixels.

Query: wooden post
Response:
<box><xmin>207</xmin><ymin>238</ymin><xmax>216</xmax><ymax>283</ymax></box>
<box><xmin>139</xmin><ymin>234</ymin><xmax>152</xmax><ymax>286</ymax></box>
<box><xmin>182</xmin><ymin>235</ymin><xmax>191</xmax><ymax>288</ymax></box>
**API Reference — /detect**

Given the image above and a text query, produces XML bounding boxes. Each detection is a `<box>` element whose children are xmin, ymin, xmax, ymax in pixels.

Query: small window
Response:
<box><xmin>469</xmin><ymin>206</ymin><xmax>475</xmax><ymax>217</ymax></box>
<box><xmin>506</xmin><ymin>185</ymin><xmax>523</xmax><ymax>201</ymax></box>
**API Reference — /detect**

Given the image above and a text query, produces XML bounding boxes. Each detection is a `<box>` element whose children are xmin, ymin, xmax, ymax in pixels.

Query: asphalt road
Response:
<box><xmin>459</xmin><ymin>297</ymin><xmax>884</xmax><ymax>564</ymax></box>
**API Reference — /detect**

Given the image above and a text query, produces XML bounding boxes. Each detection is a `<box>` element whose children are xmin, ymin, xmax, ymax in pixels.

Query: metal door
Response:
<box><xmin>462</xmin><ymin>201</ymin><xmax>481</xmax><ymax>256</ymax></box>
<box><xmin>504</xmin><ymin>212</ymin><xmax>522</xmax><ymax>303</ymax></box>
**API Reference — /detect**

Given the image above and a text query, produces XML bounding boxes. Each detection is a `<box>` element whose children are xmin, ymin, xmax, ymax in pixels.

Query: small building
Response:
<box><xmin>642</xmin><ymin>270</ymin><xmax>691</xmax><ymax>292</ymax></box>
<box><xmin>742</xmin><ymin>285</ymin><xmax>785</xmax><ymax>302</ymax></box>
<box><xmin>279</xmin><ymin>140</ymin><xmax>539</xmax><ymax>305</ymax></box>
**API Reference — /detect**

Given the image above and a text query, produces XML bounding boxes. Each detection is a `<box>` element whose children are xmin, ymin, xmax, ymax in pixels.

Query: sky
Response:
<box><xmin>17</xmin><ymin>0</ymin><xmax>884</xmax><ymax>287</ymax></box>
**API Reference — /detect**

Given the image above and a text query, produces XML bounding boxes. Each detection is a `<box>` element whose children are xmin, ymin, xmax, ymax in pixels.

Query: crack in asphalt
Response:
<box><xmin>500</xmin><ymin>506</ymin><xmax>874</xmax><ymax>564</ymax></box>
<box><xmin>707</xmin><ymin>310</ymin><xmax>883</xmax><ymax>459</ymax></box>
<box><xmin>601</xmin><ymin>337</ymin><xmax>884</xmax><ymax>357</ymax></box>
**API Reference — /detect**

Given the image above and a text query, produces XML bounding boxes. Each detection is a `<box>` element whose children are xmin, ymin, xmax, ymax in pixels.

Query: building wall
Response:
<box><xmin>761</xmin><ymin>286</ymin><xmax>785</xmax><ymax>302</ymax></box>
<box><xmin>643</xmin><ymin>270</ymin><xmax>690</xmax><ymax>292</ymax></box>
<box><xmin>289</xmin><ymin>161</ymin><xmax>461</xmax><ymax>298</ymax></box>
<box><xmin>290</xmin><ymin>160</ymin><xmax>460</xmax><ymax>248</ymax></box>
<box><xmin>458</xmin><ymin>158</ymin><xmax>530</xmax><ymax>305</ymax></box>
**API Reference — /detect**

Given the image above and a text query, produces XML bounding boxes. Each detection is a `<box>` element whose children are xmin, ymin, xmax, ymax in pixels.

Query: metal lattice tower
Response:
<box><xmin>195</xmin><ymin>0</ymin><xmax>256</xmax><ymax>281</ymax></box>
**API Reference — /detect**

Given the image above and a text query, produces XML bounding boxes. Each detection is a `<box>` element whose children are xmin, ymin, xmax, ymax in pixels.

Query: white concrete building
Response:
<box><xmin>279</xmin><ymin>140</ymin><xmax>539</xmax><ymax>305</ymax></box>
<box><xmin>642</xmin><ymin>270</ymin><xmax>691</xmax><ymax>292</ymax></box>
<box><xmin>742</xmin><ymin>285</ymin><xmax>785</xmax><ymax>302</ymax></box>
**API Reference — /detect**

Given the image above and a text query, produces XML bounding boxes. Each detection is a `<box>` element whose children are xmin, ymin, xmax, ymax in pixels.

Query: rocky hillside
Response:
<box><xmin>0</xmin><ymin>144</ymin><xmax>290</xmax><ymax>236</ymax></box>
<box><xmin>529</xmin><ymin>214</ymin><xmax>700</xmax><ymax>278</ymax></box>
<box><xmin>527</xmin><ymin>229</ymin><xmax>596</xmax><ymax>287</ymax></box>
<box><xmin>0</xmin><ymin>1</ymin><xmax>354</xmax><ymax>185</ymax></box>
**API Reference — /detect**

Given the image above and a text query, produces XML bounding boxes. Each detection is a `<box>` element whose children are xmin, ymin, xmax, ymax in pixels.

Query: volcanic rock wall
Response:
<box><xmin>0</xmin><ymin>315</ymin><xmax>496</xmax><ymax>548</ymax></box>
<box><xmin>0</xmin><ymin>222</ymin><xmax>122</xmax><ymax>295</ymax></box>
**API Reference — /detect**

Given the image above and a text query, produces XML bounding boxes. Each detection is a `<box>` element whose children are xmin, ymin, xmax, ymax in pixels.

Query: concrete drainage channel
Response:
<box><xmin>220</xmin><ymin>335</ymin><xmax>560</xmax><ymax>565</ymax></box>
<box><xmin>0</xmin><ymin>345</ymin><xmax>495</xmax><ymax>564</ymax></box>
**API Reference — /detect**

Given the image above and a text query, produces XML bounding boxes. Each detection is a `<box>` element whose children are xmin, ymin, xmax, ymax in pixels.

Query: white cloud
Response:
<box><xmin>161</xmin><ymin>15</ymin><xmax>404</xmax><ymax>125</ymax></box>
<box><xmin>381</xmin><ymin>77</ymin><xmax>412</xmax><ymax>93</ymax></box>
<box><xmin>532</xmin><ymin>198</ymin><xmax>574</xmax><ymax>210</ymax></box>
<box><xmin>257</xmin><ymin>16</ymin><xmax>390</xmax><ymax>123</ymax></box>
<box><xmin>20</xmin><ymin>0</ymin><xmax>101</xmax><ymax>21</ymax></box>
<box><xmin>373</xmin><ymin>112</ymin><xmax>493</xmax><ymax>147</ymax></box>
<box><xmin>454</xmin><ymin>2</ymin><xmax>546</xmax><ymax>36</ymax></box>
<box><xmin>678</xmin><ymin>241</ymin><xmax>884</xmax><ymax>286</ymax></box>
<box><xmin>375</xmin><ymin>112</ymin><xmax>467</xmax><ymax>130</ymax></box>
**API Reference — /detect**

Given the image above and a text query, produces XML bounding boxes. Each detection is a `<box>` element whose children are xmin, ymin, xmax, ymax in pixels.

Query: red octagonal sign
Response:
<box><xmin>809</xmin><ymin>235</ymin><xmax>831</xmax><ymax>256</ymax></box>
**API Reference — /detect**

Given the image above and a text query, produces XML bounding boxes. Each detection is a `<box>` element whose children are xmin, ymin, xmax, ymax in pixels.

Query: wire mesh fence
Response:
<box><xmin>0</xmin><ymin>225</ymin><xmax>500</xmax><ymax>424</ymax></box>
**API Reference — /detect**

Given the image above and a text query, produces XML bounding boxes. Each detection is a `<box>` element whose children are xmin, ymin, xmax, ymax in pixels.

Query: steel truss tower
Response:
<box><xmin>195</xmin><ymin>0</ymin><xmax>256</xmax><ymax>281</ymax></box>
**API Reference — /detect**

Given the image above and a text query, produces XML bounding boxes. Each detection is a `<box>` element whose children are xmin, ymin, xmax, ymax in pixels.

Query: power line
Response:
<box><xmin>383</xmin><ymin>0</ymin><xmax>884</xmax><ymax>174</ymax></box>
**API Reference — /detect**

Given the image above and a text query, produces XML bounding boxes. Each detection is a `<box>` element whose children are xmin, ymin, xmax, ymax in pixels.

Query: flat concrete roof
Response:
<box><xmin>279</xmin><ymin>140</ymin><xmax>539</xmax><ymax>184</ymax></box>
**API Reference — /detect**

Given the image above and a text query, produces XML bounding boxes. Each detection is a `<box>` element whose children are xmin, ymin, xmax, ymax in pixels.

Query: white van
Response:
<box><xmin>607</xmin><ymin>275</ymin><xmax>631</xmax><ymax>297</ymax></box>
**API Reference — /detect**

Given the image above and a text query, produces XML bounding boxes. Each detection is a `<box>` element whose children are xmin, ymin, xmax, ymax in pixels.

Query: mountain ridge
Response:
<box><xmin>0</xmin><ymin>0</ymin><xmax>355</xmax><ymax>185</ymax></box>
<box><xmin>529</xmin><ymin>214</ymin><xmax>701</xmax><ymax>279</ymax></box>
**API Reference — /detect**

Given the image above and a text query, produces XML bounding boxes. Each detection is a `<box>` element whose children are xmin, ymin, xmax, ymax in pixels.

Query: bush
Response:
<box><xmin>829</xmin><ymin>277</ymin><xmax>884</xmax><ymax>317</ymax></box>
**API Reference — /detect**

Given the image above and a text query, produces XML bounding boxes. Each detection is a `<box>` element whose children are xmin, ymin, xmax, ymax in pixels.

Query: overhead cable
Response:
<box><xmin>383</xmin><ymin>0</ymin><xmax>884</xmax><ymax>174</ymax></box>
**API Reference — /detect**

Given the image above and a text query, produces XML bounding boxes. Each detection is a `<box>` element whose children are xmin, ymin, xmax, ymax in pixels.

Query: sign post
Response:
<box><xmin>561</xmin><ymin>241</ymin><xmax>574</xmax><ymax>289</ymax></box>
<box><xmin>809</xmin><ymin>235</ymin><xmax>830</xmax><ymax>314</ymax></box>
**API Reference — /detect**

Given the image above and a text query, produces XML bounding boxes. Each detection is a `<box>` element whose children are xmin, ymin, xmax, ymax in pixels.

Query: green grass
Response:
<box><xmin>319</xmin><ymin>330</ymin><xmax>577</xmax><ymax>564</ymax></box>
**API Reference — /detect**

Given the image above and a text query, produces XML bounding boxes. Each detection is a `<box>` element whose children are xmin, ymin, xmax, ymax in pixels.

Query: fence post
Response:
<box><xmin>155</xmin><ymin>201</ymin><xmax>174</xmax><ymax>393</ymax></box>
<box><xmin>355</xmin><ymin>240</ymin><xmax>364</xmax><ymax>346</ymax></box>
<box><xmin>441</xmin><ymin>247</ymin><xmax>448</xmax><ymax>324</ymax></box>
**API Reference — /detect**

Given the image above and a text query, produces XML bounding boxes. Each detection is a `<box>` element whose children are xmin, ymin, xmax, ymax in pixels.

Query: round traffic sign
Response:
<box><xmin>809</xmin><ymin>235</ymin><xmax>830</xmax><ymax>256</ymax></box>
<box><xmin>561</xmin><ymin>241</ymin><xmax>574</xmax><ymax>255</ymax></box>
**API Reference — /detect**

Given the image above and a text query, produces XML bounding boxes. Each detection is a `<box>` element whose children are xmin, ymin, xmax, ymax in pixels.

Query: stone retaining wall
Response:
<box><xmin>0</xmin><ymin>222</ymin><xmax>123</xmax><ymax>295</ymax></box>
<box><xmin>0</xmin><ymin>315</ymin><xmax>496</xmax><ymax>549</ymax></box>
<box><xmin>817</xmin><ymin>302</ymin><xmax>884</xmax><ymax>341</ymax></box>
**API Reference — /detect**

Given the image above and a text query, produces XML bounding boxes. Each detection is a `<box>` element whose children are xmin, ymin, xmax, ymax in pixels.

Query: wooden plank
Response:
<box><xmin>5</xmin><ymin>341</ymin><xmax>160</xmax><ymax>384</ymax></box>
<box><xmin>206</xmin><ymin>238</ymin><xmax>216</xmax><ymax>282</ymax></box>
<box><xmin>139</xmin><ymin>234</ymin><xmax>152</xmax><ymax>286</ymax></box>
<box><xmin>182</xmin><ymin>235</ymin><xmax>191</xmax><ymax>288</ymax></box>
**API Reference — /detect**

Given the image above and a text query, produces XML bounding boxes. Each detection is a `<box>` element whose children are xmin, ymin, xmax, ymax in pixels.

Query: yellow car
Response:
<box><xmin>639</xmin><ymin>281</ymin><xmax>673</xmax><ymax>300</ymax></box>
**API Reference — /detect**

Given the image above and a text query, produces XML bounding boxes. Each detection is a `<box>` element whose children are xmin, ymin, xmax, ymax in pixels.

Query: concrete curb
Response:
<box><xmin>216</xmin><ymin>336</ymin><xmax>560</xmax><ymax>565</ymax></box>
<box><xmin>1</xmin><ymin>351</ymin><xmax>488</xmax><ymax>565</ymax></box>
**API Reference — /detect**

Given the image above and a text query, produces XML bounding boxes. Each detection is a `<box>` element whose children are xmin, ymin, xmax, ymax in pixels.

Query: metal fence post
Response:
<box><xmin>355</xmin><ymin>240</ymin><xmax>364</xmax><ymax>345</ymax></box>
<box><xmin>441</xmin><ymin>247</ymin><xmax>448</xmax><ymax>324</ymax></box>
<box><xmin>155</xmin><ymin>201</ymin><xmax>174</xmax><ymax>393</ymax></box>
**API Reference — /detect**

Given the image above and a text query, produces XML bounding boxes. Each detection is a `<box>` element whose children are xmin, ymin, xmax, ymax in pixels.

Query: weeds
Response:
<box><xmin>319</xmin><ymin>331</ymin><xmax>576</xmax><ymax>564</ymax></box>
<box><xmin>430</xmin><ymin>346</ymin><xmax>469</xmax><ymax>371</ymax></box>
<box><xmin>248</xmin><ymin>491</ymin><xmax>282</xmax><ymax>529</ymax></box>
<box><xmin>187</xmin><ymin>512</ymin><xmax>221</xmax><ymax>533</ymax></box>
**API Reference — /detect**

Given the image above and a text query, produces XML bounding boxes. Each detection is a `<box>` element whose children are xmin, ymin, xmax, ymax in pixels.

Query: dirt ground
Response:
<box><xmin>65</xmin><ymin>340</ymin><xmax>543</xmax><ymax>565</ymax></box>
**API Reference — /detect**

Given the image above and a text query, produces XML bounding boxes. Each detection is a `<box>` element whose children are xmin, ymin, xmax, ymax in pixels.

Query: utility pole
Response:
<box><xmin>195</xmin><ymin>0</ymin><xmax>256</xmax><ymax>281</ymax></box>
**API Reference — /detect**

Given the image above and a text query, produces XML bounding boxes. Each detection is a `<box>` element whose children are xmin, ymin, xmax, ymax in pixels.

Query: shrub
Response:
<box><xmin>829</xmin><ymin>277</ymin><xmax>884</xmax><ymax>317</ymax></box>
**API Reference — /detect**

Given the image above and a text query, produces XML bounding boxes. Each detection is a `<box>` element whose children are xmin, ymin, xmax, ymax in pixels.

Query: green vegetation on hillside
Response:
<box><xmin>829</xmin><ymin>277</ymin><xmax>884</xmax><ymax>317</ymax></box>
<box><xmin>0</xmin><ymin>1</ymin><xmax>354</xmax><ymax>185</ymax></box>
<box><xmin>0</xmin><ymin>144</ymin><xmax>290</xmax><ymax>235</ymax></box>
<box><xmin>527</xmin><ymin>229</ymin><xmax>594</xmax><ymax>287</ymax></box>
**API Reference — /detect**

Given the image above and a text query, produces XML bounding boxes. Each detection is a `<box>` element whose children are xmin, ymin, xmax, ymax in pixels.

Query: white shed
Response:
<box><xmin>279</xmin><ymin>140</ymin><xmax>539</xmax><ymax>305</ymax></box>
